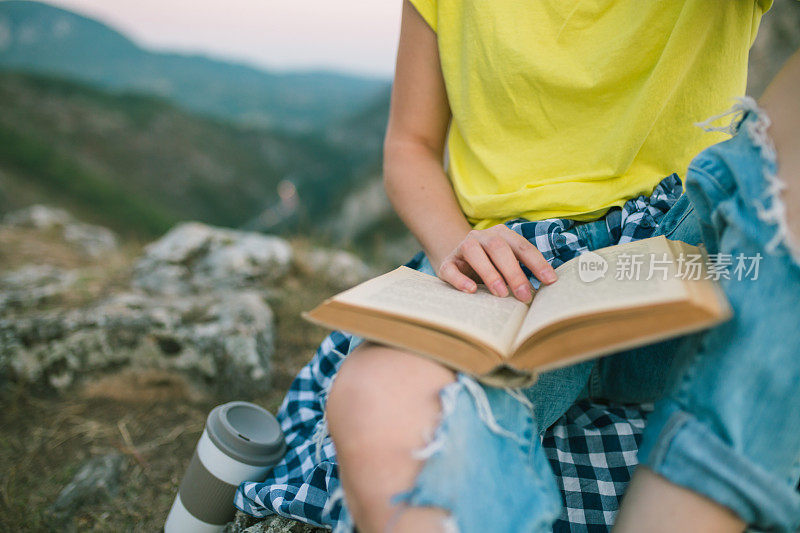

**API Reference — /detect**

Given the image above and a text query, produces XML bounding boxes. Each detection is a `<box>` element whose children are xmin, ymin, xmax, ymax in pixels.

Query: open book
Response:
<box><xmin>304</xmin><ymin>236</ymin><xmax>732</xmax><ymax>387</ymax></box>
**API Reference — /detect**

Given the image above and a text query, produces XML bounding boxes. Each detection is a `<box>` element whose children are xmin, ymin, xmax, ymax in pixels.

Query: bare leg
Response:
<box><xmin>615</xmin><ymin>49</ymin><xmax>800</xmax><ymax>533</ymax></box>
<box><xmin>326</xmin><ymin>342</ymin><xmax>455</xmax><ymax>533</ymax></box>
<box><xmin>613</xmin><ymin>467</ymin><xmax>744</xmax><ymax>533</ymax></box>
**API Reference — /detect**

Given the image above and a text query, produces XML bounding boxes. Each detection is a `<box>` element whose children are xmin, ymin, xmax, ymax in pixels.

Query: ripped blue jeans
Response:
<box><xmin>381</xmin><ymin>100</ymin><xmax>800</xmax><ymax>533</ymax></box>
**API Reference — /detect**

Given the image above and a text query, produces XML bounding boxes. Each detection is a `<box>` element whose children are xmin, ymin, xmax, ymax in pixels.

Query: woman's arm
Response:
<box><xmin>383</xmin><ymin>0</ymin><xmax>556</xmax><ymax>302</ymax></box>
<box><xmin>382</xmin><ymin>1</ymin><xmax>464</xmax><ymax>275</ymax></box>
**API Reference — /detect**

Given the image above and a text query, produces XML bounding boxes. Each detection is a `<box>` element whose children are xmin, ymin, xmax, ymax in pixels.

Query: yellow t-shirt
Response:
<box><xmin>408</xmin><ymin>0</ymin><xmax>771</xmax><ymax>229</ymax></box>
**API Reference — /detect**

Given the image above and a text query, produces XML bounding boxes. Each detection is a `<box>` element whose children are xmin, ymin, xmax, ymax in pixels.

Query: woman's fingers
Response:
<box><xmin>458</xmin><ymin>237</ymin><xmax>509</xmax><ymax>297</ymax></box>
<box><xmin>482</xmin><ymin>236</ymin><xmax>533</xmax><ymax>302</ymax></box>
<box><xmin>437</xmin><ymin>258</ymin><xmax>477</xmax><ymax>293</ymax></box>
<box><xmin>436</xmin><ymin>226</ymin><xmax>557</xmax><ymax>301</ymax></box>
<box><xmin>504</xmin><ymin>229</ymin><xmax>558</xmax><ymax>285</ymax></box>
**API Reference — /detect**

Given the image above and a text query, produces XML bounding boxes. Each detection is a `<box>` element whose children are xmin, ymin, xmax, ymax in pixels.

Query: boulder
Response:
<box><xmin>133</xmin><ymin>222</ymin><xmax>293</xmax><ymax>295</ymax></box>
<box><xmin>0</xmin><ymin>264</ymin><xmax>79</xmax><ymax>313</ymax></box>
<box><xmin>0</xmin><ymin>289</ymin><xmax>275</xmax><ymax>395</ymax></box>
<box><xmin>3</xmin><ymin>204</ymin><xmax>74</xmax><ymax>228</ymax></box>
<box><xmin>3</xmin><ymin>204</ymin><xmax>117</xmax><ymax>258</ymax></box>
<box><xmin>327</xmin><ymin>178</ymin><xmax>391</xmax><ymax>245</ymax></box>
<box><xmin>296</xmin><ymin>247</ymin><xmax>375</xmax><ymax>289</ymax></box>
<box><xmin>62</xmin><ymin>222</ymin><xmax>118</xmax><ymax>259</ymax></box>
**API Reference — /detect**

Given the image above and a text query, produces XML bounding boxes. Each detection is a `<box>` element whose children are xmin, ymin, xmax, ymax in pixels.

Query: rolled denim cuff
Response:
<box><xmin>640</xmin><ymin>401</ymin><xmax>800</xmax><ymax>532</ymax></box>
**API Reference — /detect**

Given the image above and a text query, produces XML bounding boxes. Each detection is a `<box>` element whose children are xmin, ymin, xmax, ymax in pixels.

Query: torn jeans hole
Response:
<box><xmin>388</xmin><ymin>374</ymin><xmax>558</xmax><ymax>533</ymax></box>
<box><xmin>696</xmin><ymin>96</ymin><xmax>800</xmax><ymax>264</ymax></box>
<box><xmin>411</xmin><ymin>375</ymin><xmax>532</xmax><ymax>462</ymax></box>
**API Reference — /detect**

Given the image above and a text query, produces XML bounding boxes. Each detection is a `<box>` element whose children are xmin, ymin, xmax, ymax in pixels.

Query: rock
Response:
<box><xmin>3</xmin><ymin>204</ymin><xmax>74</xmax><ymax>229</ymax></box>
<box><xmin>321</xmin><ymin>178</ymin><xmax>420</xmax><ymax>270</ymax></box>
<box><xmin>224</xmin><ymin>511</ymin><xmax>260</xmax><ymax>532</ymax></box>
<box><xmin>2</xmin><ymin>204</ymin><xmax>118</xmax><ymax>258</ymax></box>
<box><xmin>243</xmin><ymin>516</ymin><xmax>325</xmax><ymax>533</ymax></box>
<box><xmin>62</xmin><ymin>222</ymin><xmax>117</xmax><ymax>258</ymax></box>
<box><xmin>0</xmin><ymin>265</ymin><xmax>79</xmax><ymax>313</ymax></box>
<box><xmin>133</xmin><ymin>222</ymin><xmax>293</xmax><ymax>295</ymax></box>
<box><xmin>0</xmin><ymin>215</ymin><xmax>287</xmax><ymax>394</ymax></box>
<box><xmin>50</xmin><ymin>453</ymin><xmax>125</xmax><ymax>517</ymax></box>
<box><xmin>224</xmin><ymin>511</ymin><xmax>325</xmax><ymax>533</ymax></box>
<box><xmin>0</xmin><ymin>289</ymin><xmax>275</xmax><ymax>395</ymax></box>
<box><xmin>296</xmin><ymin>247</ymin><xmax>375</xmax><ymax>289</ymax></box>
<box><xmin>327</xmin><ymin>178</ymin><xmax>392</xmax><ymax>245</ymax></box>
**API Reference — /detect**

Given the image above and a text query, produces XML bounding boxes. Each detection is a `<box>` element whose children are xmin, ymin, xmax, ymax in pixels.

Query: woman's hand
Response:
<box><xmin>435</xmin><ymin>225</ymin><xmax>557</xmax><ymax>303</ymax></box>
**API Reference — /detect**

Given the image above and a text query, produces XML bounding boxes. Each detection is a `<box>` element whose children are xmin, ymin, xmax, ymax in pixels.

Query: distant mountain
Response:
<box><xmin>0</xmin><ymin>71</ymin><xmax>364</xmax><ymax>237</ymax></box>
<box><xmin>0</xmin><ymin>1</ymin><xmax>390</xmax><ymax>131</ymax></box>
<box><xmin>324</xmin><ymin>90</ymin><xmax>390</xmax><ymax>176</ymax></box>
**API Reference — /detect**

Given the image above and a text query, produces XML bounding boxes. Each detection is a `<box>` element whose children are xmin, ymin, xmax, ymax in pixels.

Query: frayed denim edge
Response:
<box><xmin>388</xmin><ymin>374</ymin><xmax>556</xmax><ymax>533</ymax></box>
<box><xmin>696</xmin><ymin>96</ymin><xmax>800</xmax><ymax>265</ymax></box>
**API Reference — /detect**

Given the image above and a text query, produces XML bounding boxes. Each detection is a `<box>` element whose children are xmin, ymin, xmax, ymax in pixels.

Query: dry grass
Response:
<box><xmin>0</xmin><ymin>379</ymin><xmax>215</xmax><ymax>532</ymax></box>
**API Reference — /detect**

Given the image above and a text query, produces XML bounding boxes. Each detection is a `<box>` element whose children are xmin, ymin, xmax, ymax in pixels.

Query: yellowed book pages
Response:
<box><xmin>512</xmin><ymin>237</ymin><xmax>687</xmax><ymax>350</ymax></box>
<box><xmin>334</xmin><ymin>266</ymin><xmax>528</xmax><ymax>355</ymax></box>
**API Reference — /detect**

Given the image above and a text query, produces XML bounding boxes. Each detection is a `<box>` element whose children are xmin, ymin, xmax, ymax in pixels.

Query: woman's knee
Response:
<box><xmin>326</xmin><ymin>342</ymin><xmax>455</xmax><ymax>441</ymax></box>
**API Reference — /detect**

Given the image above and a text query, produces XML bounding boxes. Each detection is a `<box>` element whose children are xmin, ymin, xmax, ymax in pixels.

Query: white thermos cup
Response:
<box><xmin>165</xmin><ymin>401</ymin><xmax>286</xmax><ymax>533</ymax></box>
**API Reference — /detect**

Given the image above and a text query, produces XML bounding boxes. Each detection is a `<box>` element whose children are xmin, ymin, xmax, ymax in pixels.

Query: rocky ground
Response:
<box><xmin>0</xmin><ymin>206</ymin><xmax>379</xmax><ymax>531</ymax></box>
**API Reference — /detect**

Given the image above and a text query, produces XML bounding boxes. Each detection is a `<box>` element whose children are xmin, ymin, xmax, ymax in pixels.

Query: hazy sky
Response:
<box><xmin>45</xmin><ymin>0</ymin><xmax>402</xmax><ymax>78</ymax></box>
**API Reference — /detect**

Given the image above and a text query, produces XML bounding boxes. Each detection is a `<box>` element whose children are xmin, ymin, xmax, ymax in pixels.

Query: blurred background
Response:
<box><xmin>0</xmin><ymin>1</ymin><xmax>797</xmax><ymax>531</ymax></box>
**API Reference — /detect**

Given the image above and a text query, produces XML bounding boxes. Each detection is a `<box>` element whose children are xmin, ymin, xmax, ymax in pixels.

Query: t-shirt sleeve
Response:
<box><xmin>757</xmin><ymin>0</ymin><xmax>800</xmax><ymax>17</ymax></box>
<box><xmin>408</xmin><ymin>0</ymin><xmax>437</xmax><ymax>32</ymax></box>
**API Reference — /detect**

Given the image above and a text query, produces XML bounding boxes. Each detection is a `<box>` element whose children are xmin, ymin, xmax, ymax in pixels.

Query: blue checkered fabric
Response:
<box><xmin>547</xmin><ymin>402</ymin><xmax>651</xmax><ymax>532</ymax></box>
<box><xmin>235</xmin><ymin>175</ymin><xmax>683</xmax><ymax>531</ymax></box>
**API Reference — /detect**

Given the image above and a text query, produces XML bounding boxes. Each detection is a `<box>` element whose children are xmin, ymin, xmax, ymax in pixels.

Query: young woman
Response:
<box><xmin>237</xmin><ymin>2</ymin><xmax>800</xmax><ymax>531</ymax></box>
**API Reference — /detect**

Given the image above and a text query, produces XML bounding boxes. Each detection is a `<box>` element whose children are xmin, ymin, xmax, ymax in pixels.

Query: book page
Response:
<box><xmin>512</xmin><ymin>237</ymin><xmax>689</xmax><ymax>350</ymax></box>
<box><xmin>334</xmin><ymin>267</ymin><xmax>529</xmax><ymax>356</ymax></box>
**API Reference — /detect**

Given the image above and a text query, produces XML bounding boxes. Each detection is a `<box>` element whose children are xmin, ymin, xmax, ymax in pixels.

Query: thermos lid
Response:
<box><xmin>206</xmin><ymin>402</ymin><xmax>286</xmax><ymax>466</ymax></box>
